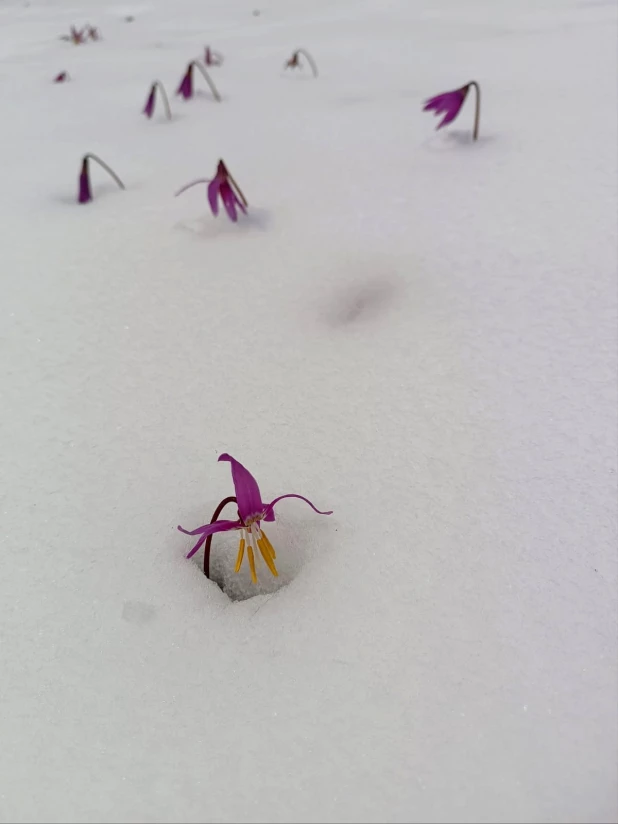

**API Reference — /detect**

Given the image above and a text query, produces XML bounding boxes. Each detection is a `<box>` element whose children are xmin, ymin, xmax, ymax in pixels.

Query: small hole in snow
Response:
<box><xmin>199</xmin><ymin>516</ymin><xmax>320</xmax><ymax>602</ymax></box>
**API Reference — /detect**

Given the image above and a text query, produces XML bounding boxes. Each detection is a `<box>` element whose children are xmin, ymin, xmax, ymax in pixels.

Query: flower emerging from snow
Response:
<box><xmin>175</xmin><ymin>159</ymin><xmax>248</xmax><ymax>223</ymax></box>
<box><xmin>78</xmin><ymin>157</ymin><xmax>92</xmax><ymax>203</ymax></box>
<box><xmin>284</xmin><ymin>48</ymin><xmax>318</xmax><ymax>77</ymax></box>
<box><xmin>423</xmin><ymin>81</ymin><xmax>481</xmax><ymax>140</ymax></box>
<box><xmin>76</xmin><ymin>154</ymin><xmax>125</xmax><ymax>204</ymax></box>
<box><xmin>143</xmin><ymin>85</ymin><xmax>156</xmax><ymax>118</ymax></box>
<box><xmin>54</xmin><ymin>71</ymin><xmax>68</xmax><ymax>83</ymax></box>
<box><xmin>176</xmin><ymin>64</ymin><xmax>194</xmax><ymax>99</ymax></box>
<box><xmin>86</xmin><ymin>25</ymin><xmax>100</xmax><ymax>41</ymax></box>
<box><xmin>204</xmin><ymin>46</ymin><xmax>223</xmax><ymax>66</ymax></box>
<box><xmin>178</xmin><ymin>453</ymin><xmax>332</xmax><ymax>583</ymax></box>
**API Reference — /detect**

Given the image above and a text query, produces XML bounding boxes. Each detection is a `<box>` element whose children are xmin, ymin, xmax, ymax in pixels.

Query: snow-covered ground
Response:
<box><xmin>1</xmin><ymin>0</ymin><xmax>617</xmax><ymax>821</ymax></box>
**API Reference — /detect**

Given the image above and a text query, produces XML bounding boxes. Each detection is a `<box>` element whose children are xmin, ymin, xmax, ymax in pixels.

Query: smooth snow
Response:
<box><xmin>1</xmin><ymin>0</ymin><xmax>617</xmax><ymax>822</ymax></box>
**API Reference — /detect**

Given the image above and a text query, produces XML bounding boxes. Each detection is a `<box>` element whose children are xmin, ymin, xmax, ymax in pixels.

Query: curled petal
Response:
<box><xmin>263</xmin><ymin>493</ymin><xmax>333</xmax><ymax>520</ymax></box>
<box><xmin>218</xmin><ymin>454</ymin><xmax>265</xmax><ymax>522</ymax></box>
<box><xmin>208</xmin><ymin>177</ymin><xmax>221</xmax><ymax>215</ymax></box>
<box><xmin>178</xmin><ymin>518</ymin><xmax>240</xmax><ymax>559</ymax></box>
<box><xmin>220</xmin><ymin>181</ymin><xmax>246</xmax><ymax>222</ymax></box>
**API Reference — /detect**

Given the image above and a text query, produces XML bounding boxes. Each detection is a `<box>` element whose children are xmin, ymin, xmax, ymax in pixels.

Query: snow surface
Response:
<box><xmin>1</xmin><ymin>0</ymin><xmax>617</xmax><ymax>821</ymax></box>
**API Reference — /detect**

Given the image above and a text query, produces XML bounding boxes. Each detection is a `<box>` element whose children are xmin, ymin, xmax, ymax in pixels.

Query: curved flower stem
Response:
<box><xmin>190</xmin><ymin>60</ymin><xmax>221</xmax><ymax>102</ymax></box>
<box><xmin>84</xmin><ymin>153</ymin><xmax>125</xmax><ymax>190</ymax></box>
<box><xmin>297</xmin><ymin>48</ymin><xmax>318</xmax><ymax>78</ymax></box>
<box><xmin>203</xmin><ymin>496</ymin><xmax>238</xmax><ymax>578</ymax></box>
<box><xmin>468</xmin><ymin>80</ymin><xmax>480</xmax><ymax>141</ymax></box>
<box><xmin>174</xmin><ymin>178</ymin><xmax>210</xmax><ymax>197</ymax></box>
<box><xmin>154</xmin><ymin>80</ymin><xmax>172</xmax><ymax>120</ymax></box>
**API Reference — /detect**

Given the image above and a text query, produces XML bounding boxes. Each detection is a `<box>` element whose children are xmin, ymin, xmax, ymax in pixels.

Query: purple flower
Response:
<box><xmin>178</xmin><ymin>453</ymin><xmax>332</xmax><ymax>583</ymax></box>
<box><xmin>208</xmin><ymin>160</ymin><xmax>247</xmax><ymax>222</ymax></box>
<box><xmin>69</xmin><ymin>26</ymin><xmax>86</xmax><ymax>44</ymax></box>
<box><xmin>143</xmin><ymin>84</ymin><xmax>156</xmax><ymax>118</ymax></box>
<box><xmin>423</xmin><ymin>85</ymin><xmax>470</xmax><ymax>130</ymax></box>
<box><xmin>54</xmin><ymin>71</ymin><xmax>68</xmax><ymax>83</ymax></box>
<box><xmin>204</xmin><ymin>46</ymin><xmax>223</xmax><ymax>66</ymax></box>
<box><xmin>175</xmin><ymin>159</ymin><xmax>248</xmax><ymax>223</ymax></box>
<box><xmin>78</xmin><ymin>158</ymin><xmax>92</xmax><ymax>204</ymax></box>
<box><xmin>176</xmin><ymin>64</ymin><xmax>194</xmax><ymax>99</ymax></box>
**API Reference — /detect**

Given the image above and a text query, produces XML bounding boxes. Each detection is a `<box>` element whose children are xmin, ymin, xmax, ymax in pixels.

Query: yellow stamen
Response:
<box><xmin>247</xmin><ymin>545</ymin><xmax>257</xmax><ymax>584</ymax></box>
<box><xmin>234</xmin><ymin>537</ymin><xmax>245</xmax><ymax>573</ymax></box>
<box><xmin>258</xmin><ymin>540</ymin><xmax>279</xmax><ymax>577</ymax></box>
<box><xmin>259</xmin><ymin>530</ymin><xmax>276</xmax><ymax>559</ymax></box>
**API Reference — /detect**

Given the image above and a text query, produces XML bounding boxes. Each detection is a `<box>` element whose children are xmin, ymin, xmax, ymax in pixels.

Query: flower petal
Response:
<box><xmin>143</xmin><ymin>87</ymin><xmax>155</xmax><ymax>117</ymax></box>
<box><xmin>177</xmin><ymin>518</ymin><xmax>240</xmax><ymax>559</ymax></box>
<box><xmin>208</xmin><ymin>178</ymin><xmax>221</xmax><ymax>215</ymax></box>
<box><xmin>263</xmin><ymin>493</ymin><xmax>333</xmax><ymax>520</ymax></box>
<box><xmin>218</xmin><ymin>454</ymin><xmax>265</xmax><ymax>522</ymax></box>
<box><xmin>220</xmin><ymin>181</ymin><xmax>238</xmax><ymax>222</ymax></box>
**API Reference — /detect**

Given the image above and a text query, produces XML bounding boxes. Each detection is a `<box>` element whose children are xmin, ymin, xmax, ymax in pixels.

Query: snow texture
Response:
<box><xmin>1</xmin><ymin>0</ymin><xmax>617</xmax><ymax>821</ymax></box>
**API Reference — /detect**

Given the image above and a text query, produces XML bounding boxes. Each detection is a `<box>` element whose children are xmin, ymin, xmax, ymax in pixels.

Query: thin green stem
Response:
<box><xmin>297</xmin><ymin>48</ymin><xmax>318</xmax><ymax>78</ymax></box>
<box><xmin>203</xmin><ymin>496</ymin><xmax>238</xmax><ymax>578</ymax></box>
<box><xmin>83</xmin><ymin>153</ymin><xmax>125</xmax><ymax>190</ymax></box>
<box><xmin>468</xmin><ymin>81</ymin><xmax>480</xmax><ymax>141</ymax></box>
<box><xmin>190</xmin><ymin>60</ymin><xmax>221</xmax><ymax>102</ymax></box>
<box><xmin>153</xmin><ymin>80</ymin><xmax>172</xmax><ymax>120</ymax></box>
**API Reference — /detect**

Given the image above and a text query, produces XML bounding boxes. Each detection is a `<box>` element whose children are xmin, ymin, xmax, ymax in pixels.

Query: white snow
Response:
<box><xmin>1</xmin><ymin>0</ymin><xmax>617</xmax><ymax>821</ymax></box>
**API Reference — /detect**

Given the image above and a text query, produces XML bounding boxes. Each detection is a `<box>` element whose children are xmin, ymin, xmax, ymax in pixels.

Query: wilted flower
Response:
<box><xmin>175</xmin><ymin>159</ymin><xmax>248</xmax><ymax>223</ymax></box>
<box><xmin>423</xmin><ymin>81</ymin><xmax>481</xmax><ymax>140</ymax></box>
<box><xmin>284</xmin><ymin>48</ymin><xmax>318</xmax><ymax>77</ymax></box>
<box><xmin>176</xmin><ymin>64</ymin><xmax>194</xmax><ymax>99</ymax></box>
<box><xmin>143</xmin><ymin>81</ymin><xmax>171</xmax><ymax>120</ymax></box>
<box><xmin>77</xmin><ymin>154</ymin><xmax>125</xmax><ymax>205</ymax></box>
<box><xmin>178</xmin><ymin>453</ymin><xmax>332</xmax><ymax>583</ymax></box>
<box><xmin>204</xmin><ymin>46</ymin><xmax>223</xmax><ymax>66</ymax></box>
<box><xmin>78</xmin><ymin>158</ymin><xmax>92</xmax><ymax>204</ymax></box>
<box><xmin>70</xmin><ymin>26</ymin><xmax>86</xmax><ymax>44</ymax></box>
<box><xmin>175</xmin><ymin>60</ymin><xmax>221</xmax><ymax>101</ymax></box>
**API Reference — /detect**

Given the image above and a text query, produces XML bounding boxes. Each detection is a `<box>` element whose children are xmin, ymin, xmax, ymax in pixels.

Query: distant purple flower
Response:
<box><xmin>78</xmin><ymin>158</ymin><xmax>92</xmax><ymax>203</ymax></box>
<box><xmin>178</xmin><ymin>453</ymin><xmax>332</xmax><ymax>582</ymax></box>
<box><xmin>54</xmin><ymin>71</ymin><xmax>68</xmax><ymax>83</ymax></box>
<box><xmin>87</xmin><ymin>25</ymin><xmax>100</xmax><ymax>41</ymax></box>
<box><xmin>208</xmin><ymin>160</ymin><xmax>246</xmax><ymax>222</ymax></box>
<box><xmin>204</xmin><ymin>46</ymin><xmax>223</xmax><ymax>66</ymax></box>
<box><xmin>284</xmin><ymin>48</ymin><xmax>318</xmax><ymax>77</ymax></box>
<box><xmin>175</xmin><ymin>159</ymin><xmax>248</xmax><ymax>223</ymax></box>
<box><xmin>69</xmin><ymin>26</ymin><xmax>86</xmax><ymax>44</ymax></box>
<box><xmin>76</xmin><ymin>154</ymin><xmax>124</xmax><ymax>204</ymax></box>
<box><xmin>176</xmin><ymin>64</ymin><xmax>194</xmax><ymax>99</ymax></box>
<box><xmin>423</xmin><ymin>81</ymin><xmax>481</xmax><ymax>140</ymax></box>
<box><xmin>143</xmin><ymin>85</ymin><xmax>156</xmax><ymax>118</ymax></box>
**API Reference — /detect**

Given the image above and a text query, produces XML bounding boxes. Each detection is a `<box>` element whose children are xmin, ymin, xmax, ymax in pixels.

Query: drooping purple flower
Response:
<box><xmin>176</xmin><ymin>64</ymin><xmax>194</xmax><ymax>99</ymax></box>
<box><xmin>423</xmin><ymin>85</ymin><xmax>470</xmax><ymax>130</ymax></box>
<box><xmin>69</xmin><ymin>25</ymin><xmax>86</xmax><ymax>44</ymax></box>
<box><xmin>78</xmin><ymin>157</ymin><xmax>92</xmax><ymax>204</ymax></box>
<box><xmin>178</xmin><ymin>453</ymin><xmax>332</xmax><ymax>583</ymax></box>
<box><xmin>423</xmin><ymin>81</ymin><xmax>481</xmax><ymax>140</ymax></box>
<box><xmin>76</xmin><ymin>154</ymin><xmax>125</xmax><ymax>204</ymax></box>
<box><xmin>54</xmin><ymin>71</ymin><xmax>68</xmax><ymax>83</ymax></box>
<box><xmin>175</xmin><ymin>159</ymin><xmax>248</xmax><ymax>223</ymax></box>
<box><xmin>143</xmin><ymin>84</ymin><xmax>156</xmax><ymax>118</ymax></box>
<box><xmin>204</xmin><ymin>46</ymin><xmax>223</xmax><ymax>66</ymax></box>
<box><xmin>208</xmin><ymin>160</ymin><xmax>246</xmax><ymax>222</ymax></box>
